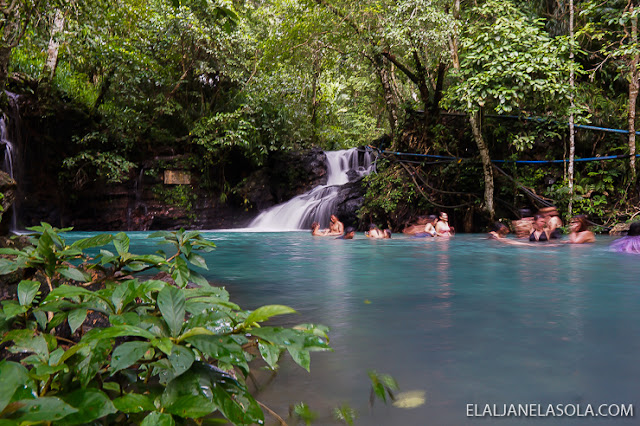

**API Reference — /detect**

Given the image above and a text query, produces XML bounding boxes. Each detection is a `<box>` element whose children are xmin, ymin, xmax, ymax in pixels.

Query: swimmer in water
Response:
<box><xmin>610</xmin><ymin>221</ymin><xmax>640</xmax><ymax>253</ymax></box>
<box><xmin>567</xmin><ymin>215</ymin><xmax>595</xmax><ymax>244</ymax></box>
<box><xmin>435</xmin><ymin>212</ymin><xmax>453</xmax><ymax>236</ymax></box>
<box><xmin>529</xmin><ymin>214</ymin><xmax>549</xmax><ymax>242</ymax></box>
<box><xmin>488</xmin><ymin>222</ymin><xmax>510</xmax><ymax>239</ymax></box>
<box><xmin>336</xmin><ymin>226</ymin><xmax>355</xmax><ymax>239</ymax></box>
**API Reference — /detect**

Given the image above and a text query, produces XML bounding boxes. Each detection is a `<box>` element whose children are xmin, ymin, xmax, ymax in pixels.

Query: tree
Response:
<box><xmin>444</xmin><ymin>0</ymin><xmax>570</xmax><ymax>219</ymax></box>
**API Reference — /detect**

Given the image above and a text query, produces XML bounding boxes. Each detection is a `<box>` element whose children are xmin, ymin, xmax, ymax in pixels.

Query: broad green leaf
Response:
<box><xmin>113</xmin><ymin>393</ymin><xmax>155</xmax><ymax>413</ymax></box>
<box><xmin>164</xmin><ymin>395</ymin><xmax>215</xmax><ymax>419</ymax></box>
<box><xmin>287</xmin><ymin>346</ymin><xmax>311</xmax><ymax>371</ymax></box>
<box><xmin>58</xmin><ymin>267</ymin><xmax>89</xmax><ymax>283</ymax></box>
<box><xmin>68</xmin><ymin>309</ymin><xmax>88</xmax><ymax>334</ymax></box>
<box><xmin>81</xmin><ymin>325</ymin><xmax>155</xmax><ymax>343</ymax></box>
<box><xmin>110</xmin><ymin>341</ymin><xmax>152</xmax><ymax>373</ymax></box>
<box><xmin>45</xmin><ymin>285</ymin><xmax>106</xmax><ymax>304</ymax></box>
<box><xmin>17</xmin><ymin>280</ymin><xmax>40</xmax><ymax>306</ymax></box>
<box><xmin>168</xmin><ymin>345</ymin><xmax>195</xmax><ymax>377</ymax></box>
<box><xmin>71</xmin><ymin>234</ymin><xmax>114</xmax><ymax>250</ymax></box>
<box><xmin>243</xmin><ymin>305</ymin><xmax>296</xmax><ymax>327</ymax></box>
<box><xmin>186</xmin><ymin>252</ymin><xmax>207</xmax><ymax>270</ymax></box>
<box><xmin>258</xmin><ymin>342</ymin><xmax>282</xmax><ymax>370</ymax></box>
<box><xmin>59</xmin><ymin>389</ymin><xmax>116</xmax><ymax>425</ymax></box>
<box><xmin>111</xmin><ymin>280</ymin><xmax>135</xmax><ymax>314</ymax></box>
<box><xmin>0</xmin><ymin>361</ymin><xmax>28</xmax><ymax>412</ymax></box>
<box><xmin>157</xmin><ymin>286</ymin><xmax>185</xmax><ymax>338</ymax></box>
<box><xmin>5</xmin><ymin>397</ymin><xmax>77</xmax><ymax>423</ymax></box>
<box><xmin>171</xmin><ymin>256</ymin><xmax>190</xmax><ymax>287</ymax></box>
<box><xmin>0</xmin><ymin>258</ymin><xmax>20</xmax><ymax>275</ymax></box>
<box><xmin>1</xmin><ymin>301</ymin><xmax>27</xmax><ymax>319</ymax></box>
<box><xmin>141</xmin><ymin>411</ymin><xmax>175</xmax><ymax>426</ymax></box>
<box><xmin>113</xmin><ymin>232</ymin><xmax>130</xmax><ymax>256</ymax></box>
<box><xmin>185</xmin><ymin>335</ymin><xmax>248</xmax><ymax>372</ymax></box>
<box><xmin>151</xmin><ymin>337</ymin><xmax>174</xmax><ymax>355</ymax></box>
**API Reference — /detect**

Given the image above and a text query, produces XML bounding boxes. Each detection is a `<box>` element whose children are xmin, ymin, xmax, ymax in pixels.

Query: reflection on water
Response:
<box><xmin>66</xmin><ymin>232</ymin><xmax>640</xmax><ymax>425</ymax></box>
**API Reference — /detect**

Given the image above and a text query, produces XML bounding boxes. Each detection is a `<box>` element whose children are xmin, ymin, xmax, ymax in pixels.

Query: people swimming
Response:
<box><xmin>435</xmin><ymin>212</ymin><xmax>453</xmax><ymax>236</ymax></box>
<box><xmin>529</xmin><ymin>214</ymin><xmax>549</xmax><ymax>242</ymax></box>
<box><xmin>610</xmin><ymin>221</ymin><xmax>640</xmax><ymax>253</ymax></box>
<box><xmin>310</xmin><ymin>214</ymin><xmax>344</xmax><ymax>236</ymax></box>
<box><xmin>365</xmin><ymin>224</ymin><xmax>385</xmax><ymax>238</ymax></box>
<box><xmin>311</xmin><ymin>222</ymin><xmax>327</xmax><ymax>236</ymax></box>
<box><xmin>540</xmin><ymin>206</ymin><xmax>563</xmax><ymax>239</ymax></box>
<box><xmin>488</xmin><ymin>222</ymin><xmax>510</xmax><ymax>239</ymax></box>
<box><xmin>567</xmin><ymin>215</ymin><xmax>595</xmax><ymax>244</ymax></box>
<box><xmin>402</xmin><ymin>216</ymin><xmax>428</xmax><ymax>235</ymax></box>
<box><xmin>336</xmin><ymin>226</ymin><xmax>356</xmax><ymax>239</ymax></box>
<box><xmin>413</xmin><ymin>215</ymin><xmax>437</xmax><ymax>238</ymax></box>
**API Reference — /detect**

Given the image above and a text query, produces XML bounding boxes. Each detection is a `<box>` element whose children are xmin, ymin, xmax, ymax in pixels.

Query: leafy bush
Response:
<box><xmin>0</xmin><ymin>224</ymin><xmax>330</xmax><ymax>425</ymax></box>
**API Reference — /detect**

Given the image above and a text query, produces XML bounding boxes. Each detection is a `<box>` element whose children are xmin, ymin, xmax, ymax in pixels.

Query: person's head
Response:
<box><xmin>427</xmin><ymin>215</ymin><xmax>438</xmax><ymax>224</ymax></box>
<box><xmin>415</xmin><ymin>216</ymin><xmax>428</xmax><ymax>225</ymax></box>
<box><xmin>533</xmin><ymin>214</ymin><xmax>546</xmax><ymax>230</ymax></box>
<box><xmin>311</xmin><ymin>222</ymin><xmax>320</xmax><ymax>231</ymax></box>
<box><xmin>343</xmin><ymin>226</ymin><xmax>355</xmax><ymax>239</ymax></box>
<box><xmin>369</xmin><ymin>223</ymin><xmax>379</xmax><ymax>231</ymax></box>
<box><xmin>628</xmin><ymin>221</ymin><xmax>640</xmax><ymax>236</ymax></box>
<box><xmin>439</xmin><ymin>212</ymin><xmax>448</xmax><ymax>222</ymax></box>
<box><xmin>383</xmin><ymin>229</ymin><xmax>392</xmax><ymax>238</ymax></box>
<box><xmin>330</xmin><ymin>214</ymin><xmax>338</xmax><ymax>223</ymax></box>
<box><xmin>519</xmin><ymin>208</ymin><xmax>532</xmax><ymax>219</ymax></box>
<box><xmin>570</xmin><ymin>215</ymin><xmax>590</xmax><ymax>233</ymax></box>
<box><xmin>493</xmin><ymin>222</ymin><xmax>509</xmax><ymax>237</ymax></box>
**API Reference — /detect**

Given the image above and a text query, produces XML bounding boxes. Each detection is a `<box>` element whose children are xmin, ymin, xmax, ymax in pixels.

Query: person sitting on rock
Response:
<box><xmin>326</xmin><ymin>214</ymin><xmax>344</xmax><ymax>236</ymax></box>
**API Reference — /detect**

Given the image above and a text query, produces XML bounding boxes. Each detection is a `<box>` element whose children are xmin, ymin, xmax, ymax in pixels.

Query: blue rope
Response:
<box><xmin>486</xmin><ymin>114</ymin><xmax>640</xmax><ymax>135</ymax></box>
<box><xmin>380</xmin><ymin>150</ymin><xmax>640</xmax><ymax>164</ymax></box>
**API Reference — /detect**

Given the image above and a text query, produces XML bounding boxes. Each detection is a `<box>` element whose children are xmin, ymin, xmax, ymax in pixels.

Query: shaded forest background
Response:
<box><xmin>2</xmin><ymin>0</ymin><xmax>640</xmax><ymax>231</ymax></box>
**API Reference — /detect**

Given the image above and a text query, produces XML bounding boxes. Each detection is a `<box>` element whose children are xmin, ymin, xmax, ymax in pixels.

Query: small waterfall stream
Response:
<box><xmin>1</xmin><ymin>92</ymin><xmax>21</xmax><ymax>231</ymax></box>
<box><xmin>249</xmin><ymin>148</ymin><xmax>375</xmax><ymax>231</ymax></box>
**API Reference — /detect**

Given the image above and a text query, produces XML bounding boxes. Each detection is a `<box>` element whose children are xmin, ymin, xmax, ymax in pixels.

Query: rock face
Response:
<box><xmin>0</xmin><ymin>170</ymin><xmax>16</xmax><ymax>234</ymax></box>
<box><xmin>238</xmin><ymin>148</ymin><xmax>327</xmax><ymax>211</ymax></box>
<box><xmin>16</xmin><ymin>146</ymin><xmax>329</xmax><ymax>231</ymax></box>
<box><xmin>333</xmin><ymin>180</ymin><xmax>366</xmax><ymax>228</ymax></box>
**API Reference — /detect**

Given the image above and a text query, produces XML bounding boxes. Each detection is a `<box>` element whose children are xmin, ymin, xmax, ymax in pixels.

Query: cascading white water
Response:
<box><xmin>0</xmin><ymin>118</ymin><xmax>15</xmax><ymax>179</ymax></box>
<box><xmin>249</xmin><ymin>148</ymin><xmax>375</xmax><ymax>231</ymax></box>
<box><xmin>1</xmin><ymin>92</ymin><xmax>21</xmax><ymax>231</ymax></box>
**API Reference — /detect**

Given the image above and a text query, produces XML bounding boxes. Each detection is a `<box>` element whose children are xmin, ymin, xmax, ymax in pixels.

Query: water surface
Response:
<box><xmin>69</xmin><ymin>232</ymin><xmax>640</xmax><ymax>425</ymax></box>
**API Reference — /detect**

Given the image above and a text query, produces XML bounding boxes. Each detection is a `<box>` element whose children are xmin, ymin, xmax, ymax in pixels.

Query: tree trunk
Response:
<box><xmin>0</xmin><ymin>46</ymin><xmax>11</xmax><ymax>95</ymax></box>
<box><xmin>568</xmin><ymin>0</ymin><xmax>576</xmax><ymax>218</ymax></box>
<box><xmin>372</xmin><ymin>54</ymin><xmax>398</xmax><ymax>145</ymax></box>
<box><xmin>628</xmin><ymin>2</ymin><xmax>639</xmax><ymax>189</ymax></box>
<box><xmin>43</xmin><ymin>9</ymin><xmax>65</xmax><ymax>82</ymax></box>
<box><xmin>469</xmin><ymin>110</ymin><xmax>495</xmax><ymax>219</ymax></box>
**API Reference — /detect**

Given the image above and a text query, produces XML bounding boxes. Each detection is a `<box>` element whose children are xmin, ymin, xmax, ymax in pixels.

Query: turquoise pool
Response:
<box><xmin>68</xmin><ymin>232</ymin><xmax>640</xmax><ymax>425</ymax></box>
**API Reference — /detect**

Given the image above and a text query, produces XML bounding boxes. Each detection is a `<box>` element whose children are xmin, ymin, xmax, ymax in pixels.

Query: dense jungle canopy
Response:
<box><xmin>2</xmin><ymin>0</ymin><xmax>640</xmax><ymax>229</ymax></box>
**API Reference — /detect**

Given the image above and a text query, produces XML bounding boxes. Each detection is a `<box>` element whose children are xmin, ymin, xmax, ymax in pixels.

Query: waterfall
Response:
<box><xmin>249</xmin><ymin>148</ymin><xmax>375</xmax><ymax>231</ymax></box>
<box><xmin>1</xmin><ymin>92</ymin><xmax>20</xmax><ymax>231</ymax></box>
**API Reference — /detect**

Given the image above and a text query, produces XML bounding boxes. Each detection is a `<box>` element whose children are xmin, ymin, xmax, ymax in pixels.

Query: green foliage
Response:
<box><xmin>333</xmin><ymin>403</ymin><xmax>357</xmax><ymax>425</ymax></box>
<box><xmin>545</xmin><ymin>164</ymin><xmax>625</xmax><ymax>221</ymax></box>
<box><xmin>368</xmin><ymin>370</ymin><xmax>399</xmax><ymax>406</ymax></box>
<box><xmin>292</xmin><ymin>402</ymin><xmax>318</xmax><ymax>425</ymax></box>
<box><xmin>151</xmin><ymin>185</ymin><xmax>198</xmax><ymax>220</ymax></box>
<box><xmin>358</xmin><ymin>160</ymin><xmax>422</xmax><ymax>228</ymax></box>
<box><xmin>444</xmin><ymin>0</ymin><xmax>570</xmax><ymax>117</ymax></box>
<box><xmin>0</xmin><ymin>225</ymin><xmax>330</xmax><ymax>425</ymax></box>
<box><xmin>61</xmin><ymin>151</ymin><xmax>135</xmax><ymax>189</ymax></box>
